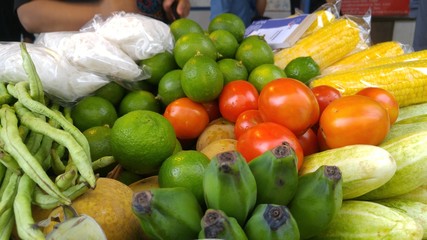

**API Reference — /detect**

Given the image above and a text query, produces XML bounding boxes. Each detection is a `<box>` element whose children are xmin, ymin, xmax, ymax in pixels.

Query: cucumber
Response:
<box><xmin>391</xmin><ymin>184</ymin><xmax>427</xmax><ymax>205</ymax></box>
<box><xmin>383</xmin><ymin>121</ymin><xmax>427</xmax><ymax>142</ymax></box>
<box><xmin>396</xmin><ymin>102</ymin><xmax>427</xmax><ymax>123</ymax></box>
<box><xmin>299</xmin><ymin>144</ymin><xmax>396</xmax><ymax>199</ymax></box>
<box><xmin>311</xmin><ymin>200</ymin><xmax>424</xmax><ymax>240</ymax></box>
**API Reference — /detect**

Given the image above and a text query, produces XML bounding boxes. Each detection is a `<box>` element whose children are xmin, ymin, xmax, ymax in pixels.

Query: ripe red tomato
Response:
<box><xmin>219</xmin><ymin>80</ymin><xmax>259</xmax><ymax>122</ymax></box>
<box><xmin>202</xmin><ymin>100</ymin><xmax>221</xmax><ymax>122</ymax></box>
<box><xmin>234</xmin><ymin>109</ymin><xmax>264</xmax><ymax>139</ymax></box>
<box><xmin>297</xmin><ymin>128</ymin><xmax>319</xmax><ymax>156</ymax></box>
<box><xmin>319</xmin><ymin>95</ymin><xmax>390</xmax><ymax>148</ymax></box>
<box><xmin>163</xmin><ymin>97</ymin><xmax>209</xmax><ymax>140</ymax></box>
<box><xmin>258</xmin><ymin>78</ymin><xmax>320</xmax><ymax>136</ymax></box>
<box><xmin>356</xmin><ymin>87</ymin><xmax>399</xmax><ymax>124</ymax></box>
<box><xmin>311</xmin><ymin>85</ymin><xmax>342</xmax><ymax>116</ymax></box>
<box><xmin>236</xmin><ymin>122</ymin><xmax>304</xmax><ymax>169</ymax></box>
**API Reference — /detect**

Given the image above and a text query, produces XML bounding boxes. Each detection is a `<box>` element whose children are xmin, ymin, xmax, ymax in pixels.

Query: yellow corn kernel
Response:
<box><xmin>302</xmin><ymin>10</ymin><xmax>336</xmax><ymax>38</ymax></box>
<box><xmin>274</xmin><ymin>18</ymin><xmax>362</xmax><ymax>70</ymax></box>
<box><xmin>310</xmin><ymin>60</ymin><xmax>427</xmax><ymax>107</ymax></box>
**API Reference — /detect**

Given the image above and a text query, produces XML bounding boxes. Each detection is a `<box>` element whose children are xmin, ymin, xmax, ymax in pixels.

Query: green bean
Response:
<box><xmin>19</xmin><ymin>42</ymin><xmax>45</xmax><ymax>104</ymax></box>
<box><xmin>15</xmin><ymin>102</ymin><xmax>96</xmax><ymax>188</ymax></box>
<box><xmin>0</xmin><ymin>105</ymin><xmax>70</xmax><ymax>204</ymax></box>
<box><xmin>24</xmin><ymin>130</ymin><xmax>43</xmax><ymax>155</ymax></box>
<box><xmin>0</xmin><ymin>171</ymin><xmax>20</xmax><ymax>216</ymax></box>
<box><xmin>0</xmin><ymin>208</ymin><xmax>14</xmax><ymax>240</ymax></box>
<box><xmin>14</xmin><ymin>174</ymin><xmax>45</xmax><ymax>240</ymax></box>
<box><xmin>0</xmin><ymin>151</ymin><xmax>21</xmax><ymax>175</ymax></box>
<box><xmin>0</xmin><ymin>167</ymin><xmax>12</xmax><ymax>197</ymax></box>
<box><xmin>0</xmin><ymin>163</ymin><xmax>5</xmax><ymax>186</ymax></box>
<box><xmin>14</xmin><ymin>81</ymin><xmax>90</xmax><ymax>159</ymax></box>
<box><xmin>50</xmin><ymin>147</ymin><xmax>66</xmax><ymax>175</ymax></box>
<box><xmin>0</xmin><ymin>82</ymin><xmax>14</xmax><ymax>106</ymax></box>
<box><xmin>19</xmin><ymin>125</ymin><xmax>30</xmax><ymax>141</ymax></box>
<box><xmin>55</xmin><ymin>165</ymin><xmax>78</xmax><ymax>191</ymax></box>
<box><xmin>92</xmin><ymin>156</ymin><xmax>116</xmax><ymax>171</ymax></box>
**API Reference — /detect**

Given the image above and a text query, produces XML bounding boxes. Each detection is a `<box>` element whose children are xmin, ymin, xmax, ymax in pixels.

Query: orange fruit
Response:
<box><xmin>139</xmin><ymin>51</ymin><xmax>178</xmax><ymax>85</ymax></box>
<box><xmin>156</xmin><ymin>69</ymin><xmax>186</xmax><ymax>106</ymax></box>
<box><xmin>173</xmin><ymin>32</ymin><xmax>218</xmax><ymax>68</ymax></box>
<box><xmin>209</xmin><ymin>29</ymin><xmax>239</xmax><ymax>59</ymax></box>
<box><xmin>118</xmin><ymin>90</ymin><xmax>161</xmax><ymax>116</ymax></box>
<box><xmin>217</xmin><ymin>58</ymin><xmax>248</xmax><ymax>84</ymax></box>
<box><xmin>235</xmin><ymin>36</ymin><xmax>274</xmax><ymax>73</ymax></box>
<box><xmin>248</xmin><ymin>63</ymin><xmax>287</xmax><ymax>92</ymax></box>
<box><xmin>94</xmin><ymin>81</ymin><xmax>126</xmax><ymax>107</ymax></box>
<box><xmin>208</xmin><ymin>13</ymin><xmax>246</xmax><ymax>43</ymax></box>
<box><xmin>170</xmin><ymin>18</ymin><xmax>205</xmax><ymax>41</ymax></box>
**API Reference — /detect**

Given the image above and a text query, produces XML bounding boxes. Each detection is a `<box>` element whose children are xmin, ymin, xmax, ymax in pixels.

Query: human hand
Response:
<box><xmin>163</xmin><ymin>0</ymin><xmax>191</xmax><ymax>22</ymax></box>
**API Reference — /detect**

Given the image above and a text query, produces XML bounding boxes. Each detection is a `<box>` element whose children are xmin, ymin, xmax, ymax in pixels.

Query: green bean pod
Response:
<box><xmin>0</xmin><ymin>169</ymin><xmax>12</xmax><ymax>196</ymax></box>
<box><xmin>19</xmin><ymin>42</ymin><xmax>45</xmax><ymax>104</ymax></box>
<box><xmin>24</xmin><ymin>130</ymin><xmax>43</xmax><ymax>155</ymax></box>
<box><xmin>55</xmin><ymin>165</ymin><xmax>78</xmax><ymax>191</ymax></box>
<box><xmin>0</xmin><ymin>82</ymin><xmax>14</xmax><ymax>106</ymax></box>
<box><xmin>0</xmin><ymin>208</ymin><xmax>14</xmax><ymax>240</ymax></box>
<box><xmin>0</xmin><ymin>106</ymin><xmax>70</xmax><ymax>204</ymax></box>
<box><xmin>0</xmin><ymin>151</ymin><xmax>21</xmax><ymax>175</ymax></box>
<box><xmin>0</xmin><ymin>171</ymin><xmax>20</xmax><ymax>216</ymax></box>
<box><xmin>0</xmin><ymin>163</ymin><xmax>6</xmax><ymax>185</ymax></box>
<box><xmin>92</xmin><ymin>156</ymin><xmax>116</xmax><ymax>171</ymax></box>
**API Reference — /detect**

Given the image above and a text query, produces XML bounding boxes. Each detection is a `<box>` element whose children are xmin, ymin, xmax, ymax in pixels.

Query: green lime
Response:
<box><xmin>111</xmin><ymin>110</ymin><xmax>177</xmax><ymax>175</ymax></box>
<box><xmin>93</xmin><ymin>82</ymin><xmax>126</xmax><ymax>107</ymax></box>
<box><xmin>170</xmin><ymin>18</ymin><xmax>205</xmax><ymax>41</ymax></box>
<box><xmin>235</xmin><ymin>36</ymin><xmax>274</xmax><ymax>73</ymax></box>
<box><xmin>217</xmin><ymin>58</ymin><xmax>248</xmax><ymax>84</ymax></box>
<box><xmin>173</xmin><ymin>32</ymin><xmax>218</xmax><ymax>68</ymax></box>
<box><xmin>71</xmin><ymin>96</ymin><xmax>118</xmax><ymax>132</ymax></box>
<box><xmin>284</xmin><ymin>56</ymin><xmax>321</xmax><ymax>84</ymax></box>
<box><xmin>157</xmin><ymin>69</ymin><xmax>185</xmax><ymax>106</ymax></box>
<box><xmin>158</xmin><ymin>150</ymin><xmax>210</xmax><ymax>204</ymax></box>
<box><xmin>209</xmin><ymin>29</ymin><xmax>239</xmax><ymax>59</ymax></box>
<box><xmin>139</xmin><ymin>51</ymin><xmax>178</xmax><ymax>86</ymax></box>
<box><xmin>118</xmin><ymin>90</ymin><xmax>161</xmax><ymax>116</ymax></box>
<box><xmin>248</xmin><ymin>63</ymin><xmax>287</xmax><ymax>92</ymax></box>
<box><xmin>208</xmin><ymin>13</ymin><xmax>246</xmax><ymax>43</ymax></box>
<box><xmin>181</xmin><ymin>55</ymin><xmax>224</xmax><ymax>103</ymax></box>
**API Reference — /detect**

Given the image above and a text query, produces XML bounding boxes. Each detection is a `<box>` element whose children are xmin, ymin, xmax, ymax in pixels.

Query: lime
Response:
<box><xmin>139</xmin><ymin>51</ymin><xmax>178</xmax><ymax>85</ymax></box>
<box><xmin>158</xmin><ymin>150</ymin><xmax>210</xmax><ymax>204</ymax></box>
<box><xmin>93</xmin><ymin>81</ymin><xmax>126</xmax><ymax>107</ymax></box>
<box><xmin>118</xmin><ymin>90</ymin><xmax>161</xmax><ymax>116</ymax></box>
<box><xmin>170</xmin><ymin>18</ymin><xmax>205</xmax><ymax>41</ymax></box>
<box><xmin>209</xmin><ymin>29</ymin><xmax>239</xmax><ymax>59</ymax></box>
<box><xmin>157</xmin><ymin>69</ymin><xmax>186</xmax><ymax>106</ymax></box>
<box><xmin>173</xmin><ymin>32</ymin><xmax>218</xmax><ymax>68</ymax></box>
<box><xmin>284</xmin><ymin>56</ymin><xmax>321</xmax><ymax>84</ymax></box>
<box><xmin>208</xmin><ymin>13</ymin><xmax>246</xmax><ymax>43</ymax></box>
<box><xmin>248</xmin><ymin>63</ymin><xmax>287</xmax><ymax>92</ymax></box>
<box><xmin>71</xmin><ymin>96</ymin><xmax>118</xmax><ymax>132</ymax></box>
<box><xmin>217</xmin><ymin>58</ymin><xmax>248</xmax><ymax>84</ymax></box>
<box><xmin>181</xmin><ymin>55</ymin><xmax>224</xmax><ymax>103</ymax></box>
<box><xmin>111</xmin><ymin>110</ymin><xmax>177</xmax><ymax>175</ymax></box>
<box><xmin>235</xmin><ymin>36</ymin><xmax>274</xmax><ymax>73</ymax></box>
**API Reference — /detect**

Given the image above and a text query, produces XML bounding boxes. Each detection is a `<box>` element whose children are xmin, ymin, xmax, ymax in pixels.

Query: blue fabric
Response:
<box><xmin>210</xmin><ymin>0</ymin><xmax>257</xmax><ymax>27</ymax></box>
<box><xmin>413</xmin><ymin>0</ymin><xmax>427</xmax><ymax>51</ymax></box>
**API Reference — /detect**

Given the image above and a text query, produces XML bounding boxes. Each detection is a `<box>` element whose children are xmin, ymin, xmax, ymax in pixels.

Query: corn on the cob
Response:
<box><xmin>274</xmin><ymin>18</ymin><xmax>362</xmax><ymax>70</ymax></box>
<box><xmin>302</xmin><ymin>10</ymin><xmax>336</xmax><ymax>38</ymax></box>
<box><xmin>322</xmin><ymin>41</ymin><xmax>405</xmax><ymax>75</ymax></box>
<box><xmin>309</xmin><ymin>60</ymin><xmax>427</xmax><ymax>107</ymax></box>
<box><xmin>323</xmin><ymin>49</ymin><xmax>427</xmax><ymax>75</ymax></box>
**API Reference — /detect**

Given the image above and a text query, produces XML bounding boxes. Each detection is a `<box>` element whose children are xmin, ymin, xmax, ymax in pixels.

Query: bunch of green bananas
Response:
<box><xmin>131</xmin><ymin>142</ymin><xmax>344</xmax><ymax>240</ymax></box>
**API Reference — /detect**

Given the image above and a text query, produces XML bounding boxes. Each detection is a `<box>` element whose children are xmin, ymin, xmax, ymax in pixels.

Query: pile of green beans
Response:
<box><xmin>0</xmin><ymin>43</ymin><xmax>114</xmax><ymax>240</ymax></box>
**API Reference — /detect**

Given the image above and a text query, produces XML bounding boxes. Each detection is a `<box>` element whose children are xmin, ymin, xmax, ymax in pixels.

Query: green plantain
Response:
<box><xmin>199</xmin><ymin>209</ymin><xmax>248</xmax><ymax>240</ymax></box>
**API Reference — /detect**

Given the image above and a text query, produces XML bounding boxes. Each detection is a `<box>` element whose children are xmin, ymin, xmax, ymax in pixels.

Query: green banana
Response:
<box><xmin>248</xmin><ymin>142</ymin><xmax>299</xmax><ymax>205</ymax></box>
<box><xmin>288</xmin><ymin>165</ymin><xmax>343</xmax><ymax>240</ymax></box>
<box><xmin>203</xmin><ymin>150</ymin><xmax>257</xmax><ymax>226</ymax></box>
<box><xmin>244</xmin><ymin>204</ymin><xmax>300</xmax><ymax>240</ymax></box>
<box><xmin>199</xmin><ymin>209</ymin><xmax>248</xmax><ymax>240</ymax></box>
<box><xmin>132</xmin><ymin>187</ymin><xmax>203</xmax><ymax>240</ymax></box>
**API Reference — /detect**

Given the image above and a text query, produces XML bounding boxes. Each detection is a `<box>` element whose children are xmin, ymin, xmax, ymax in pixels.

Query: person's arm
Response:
<box><xmin>162</xmin><ymin>0</ymin><xmax>190</xmax><ymax>22</ymax></box>
<box><xmin>255</xmin><ymin>0</ymin><xmax>267</xmax><ymax>17</ymax></box>
<box><xmin>16</xmin><ymin>0</ymin><xmax>138</xmax><ymax>33</ymax></box>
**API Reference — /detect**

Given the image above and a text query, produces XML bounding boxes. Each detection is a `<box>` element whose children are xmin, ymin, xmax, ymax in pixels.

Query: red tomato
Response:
<box><xmin>356</xmin><ymin>87</ymin><xmax>399</xmax><ymax>124</ymax></box>
<box><xmin>316</xmin><ymin>127</ymin><xmax>330</xmax><ymax>151</ymax></box>
<box><xmin>163</xmin><ymin>97</ymin><xmax>210</xmax><ymax>140</ymax></box>
<box><xmin>297</xmin><ymin>128</ymin><xmax>319</xmax><ymax>156</ymax></box>
<box><xmin>258</xmin><ymin>78</ymin><xmax>320</xmax><ymax>136</ymax></box>
<box><xmin>202</xmin><ymin>100</ymin><xmax>221</xmax><ymax>122</ymax></box>
<box><xmin>236</xmin><ymin>122</ymin><xmax>304</xmax><ymax>169</ymax></box>
<box><xmin>219</xmin><ymin>80</ymin><xmax>259</xmax><ymax>122</ymax></box>
<box><xmin>234</xmin><ymin>109</ymin><xmax>264</xmax><ymax>139</ymax></box>
<box><xmin>319</xmin><ymin>95</ymin><xmax>390</xmax><ymax>148</ymax></box>
<box><xmin>311</xmin><ymin>85</ymin><xmax>342</xmax><ymax>116</ymax></box>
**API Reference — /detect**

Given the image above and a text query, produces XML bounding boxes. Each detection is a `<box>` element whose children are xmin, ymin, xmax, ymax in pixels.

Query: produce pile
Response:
<box><xmin>1</xmin><ymin>2</ymin><xmax>427</xmax><ymax>240</ymax></box>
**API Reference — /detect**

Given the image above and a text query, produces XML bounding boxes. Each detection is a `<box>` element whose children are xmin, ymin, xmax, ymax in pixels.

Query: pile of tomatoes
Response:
<box><xmin>163</xmin><ymin>77</ymin><xmax>398</xmax><ymax>169</ymax></box>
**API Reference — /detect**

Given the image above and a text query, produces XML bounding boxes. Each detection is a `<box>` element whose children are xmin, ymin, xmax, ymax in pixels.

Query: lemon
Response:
<box><xmin>173</xmin><ymin>32</ymin><xmax>218</xmax><ymax>68</ymax></box>
<box><xmin>139</xmin><ymin>51</ymin><xmax>178</xmax><ymax>85</ymax></box>
<box><xmin>208</xmin><ymin>13</ymin><xmax>246</xmax><ymax>43</ymax></box>
<box><xmin>156</xmin><ymin>69</ymin><xmax>186</xmax><ymax>106</ymax></box>
<box><xmin>71</xmin><ymin>96</ymin><xmax>118</xmax><ymax>132</ymax></box>
<box><xmin>209</xmin><ymin>29</ymin><xmax>239</xmax><ymax>59</ymax></box>
<box><xmin>118</xmin><ymin>90</ymin><xmax>161</xmax><ymax>116</ymax></box>
<box><xmin>248</xmin><ymin>63</ymin><xmax>287</xmax><ymax>92</ymax></box>
<box><xmin>217</xmin><ymin>58</ymin><xmax>248</xmax><ymax>84</ymax></box>
<box><xmin>235</xmin><ymin>36</ymin><xmax>274</xmax><ymax>73</ymax></box>
<box><xmin>170</xmin><ymin>18</ymin><xmax>205</xmax><ymax>41</ymax></box>
<box><xmin>111</xmin><ymin>110</ymin><xmax>176</xmax><ymax>175</ymax></box>
<box><xmin>181</xmin><ymin>55</ymin><xmax>224</xmax><ymax>103</ymax></box>
<box><xmin>94</xmin><ymin>81</ymin><xmax>126</xmax><ymax>107</ymax></box>
<box><xmin>284</xmin><ymin>56</ymin><xmax>321</xmax><ymax>84</ymax></box>
<box><xmin>158</xmin><ymin>150</ymin><xmax>210</xmax><ymax>205</ymax></box>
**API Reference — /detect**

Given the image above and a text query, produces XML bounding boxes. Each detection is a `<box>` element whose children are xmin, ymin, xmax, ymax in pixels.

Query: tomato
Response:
<box><xmin>356</xmin><ymin>87</ymin><xmax>399</xmax><ymax>124</ymax></box>
<box><xmin>163</xmin><ymin>97</ymin><xmax>210</xmax><ymax>140</ymax></box>
<box><xmin>319</xmin><ymin>95</ymin><xmax>390</xmax><ymax>148</ymax></box>
<box><xmin>219</xmin><ymin>80</ymin><xmax>259</xmax><ymax>123</ymax></box>
<box><xmin>258</xmin><ymin>78</ymin><xmax>320</xmax><ymax>136</ymax></box>
<box><xmin>297</xmin><ymin>128</ymin><xmax>319</xmax><ymax>156</ymax></box>
<box><xmin>311</xmin><ymin>85</ymin><xmax>342</xmax><ymax>116</ymax></box>
<box><xmin>234</xmin><ymin>109</ymin><xmax>264</xmax><ymax>139</ymax></box>
<box><xmin>236</xmin><ymin>122</ymin><xmax>304</xmax><ymax>169</ymax></box>
<box><xmin>202</xmin><ymin>100</ymin><xmax>221</xmax><ymax>122</ymax></box>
